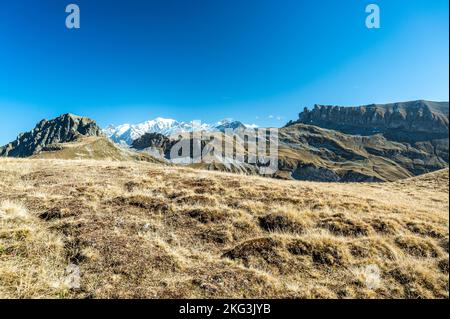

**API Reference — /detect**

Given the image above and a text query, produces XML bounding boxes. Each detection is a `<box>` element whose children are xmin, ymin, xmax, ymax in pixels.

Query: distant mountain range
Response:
<box><xmin>103</xmin><ymin>118</ymin><xmax>258</xmax><ymax>145</ymax></box>
<box><xmin>124</xmin><ymin>100</ymin><xmax>450</xmax><ymax>182</ymax></box>
<box><xmin>1</xmin><ymin>100</ymin><xmax>448</xmax><ymax>183</ymax></box>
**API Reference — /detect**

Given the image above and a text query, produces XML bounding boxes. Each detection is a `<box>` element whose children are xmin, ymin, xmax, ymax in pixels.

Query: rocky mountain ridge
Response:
<box><xmin>286</xmin><ymin>100</ymin><xmax>449</xmax><ymax>141</ymax></box>
<box><xmin>0</xmin><ymin>114</ymin><xmax>103</xmax><ymax>157</ymax></box>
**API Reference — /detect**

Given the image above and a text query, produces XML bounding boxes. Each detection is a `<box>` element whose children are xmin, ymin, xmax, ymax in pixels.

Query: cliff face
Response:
<box><xmin>0</xmin><ymin>114</ymin><xmax>103</xmax><ymax>157</ymax></box>
<box><xmin>275</xmin><ymin>100</ymin><xmax>449</xmax><ymax>182</ymax></box>
<box><xmin>289</xmin><ymin>100</ymin><xmax>449</xmax><ymax>139</ymax></box>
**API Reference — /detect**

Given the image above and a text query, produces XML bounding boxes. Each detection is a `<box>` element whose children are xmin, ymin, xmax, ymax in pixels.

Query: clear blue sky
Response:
<box><xmin>0</xmin><ymin>0</ymin><xmax>448</xmax><ymax>144</ymax></box>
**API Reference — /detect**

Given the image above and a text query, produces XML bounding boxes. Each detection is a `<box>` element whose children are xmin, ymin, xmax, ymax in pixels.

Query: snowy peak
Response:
<box><xmin>104</xmin><ymin>117</ymin><xmax>258</xmax><ymax>145</ymax></box>
<box><xmin>215</xmin><ymin>120</ymin><xmax>247</xmax><ymax>132</ymax></box>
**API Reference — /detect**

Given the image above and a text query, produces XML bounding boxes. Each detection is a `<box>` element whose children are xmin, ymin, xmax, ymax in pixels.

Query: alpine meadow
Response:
<box><xmin>0</xmin><ymin>0</ymin><xmax>448</xmax><ymax>302</ymax></box>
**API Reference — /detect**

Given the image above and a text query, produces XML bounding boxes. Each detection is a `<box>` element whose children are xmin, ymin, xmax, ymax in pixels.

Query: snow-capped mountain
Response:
<box><xmin>104</xmin><ymin>117</ymin><xmax>258</xmax><ymax>145</ymax></box>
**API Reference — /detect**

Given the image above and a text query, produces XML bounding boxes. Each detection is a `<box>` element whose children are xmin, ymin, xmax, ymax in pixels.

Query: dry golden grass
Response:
<box><xmin>0</xmin><ymin>158</ymin><xmax>448</xmax><ymax>299</ymax></box>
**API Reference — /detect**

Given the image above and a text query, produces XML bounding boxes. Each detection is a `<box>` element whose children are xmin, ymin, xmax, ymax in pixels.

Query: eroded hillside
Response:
<box><xmin>0</xmin><ymin>158</ymin><xmax>448</xmax><ymax>298</ymax></box>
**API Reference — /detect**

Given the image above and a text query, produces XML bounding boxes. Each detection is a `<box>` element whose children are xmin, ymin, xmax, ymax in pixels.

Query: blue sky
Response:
<box><xmin>0</xmin><ymin>0</ymin><xmax>448</xmax><ymax>145</ymax></box>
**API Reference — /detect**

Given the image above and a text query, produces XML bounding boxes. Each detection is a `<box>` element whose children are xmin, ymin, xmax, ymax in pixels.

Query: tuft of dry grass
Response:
<box><xmin>0</xmin><ymin>158</ymin><xmax>448</xmax><ymax>299</ymax></box>
<box><xmin>0</xmin><ymin>200</ymin><xmax>68</xmax><ymax>298</ymax></box>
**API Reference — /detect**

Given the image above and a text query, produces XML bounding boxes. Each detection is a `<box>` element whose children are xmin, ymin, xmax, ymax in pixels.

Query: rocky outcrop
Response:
<box><xmin>287</xmin><ymin>100</ymin><xmax>449</xmax><ymax>141</ymax></box>
<box><xmin>132</xmin><ymin>132</ymin><xmax>172</xmax><ymax>151</ymax></box>
<box><xmin>278</xmin><ymin>100</ymin><xmax>449</xmax><ymax>182</ymax></box>
<box><xmin>0</xmin><ymin>114</ymin><xmax>103</xmax><ymax>157</ymax></box>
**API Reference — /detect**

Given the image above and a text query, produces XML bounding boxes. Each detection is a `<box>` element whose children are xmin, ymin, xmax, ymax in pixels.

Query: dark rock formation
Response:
<box><xmin>131</xmin><ymin>132</ymin><xmax>178</xmax><ymax>159</ymax></box>
<box><xmin>0</xmin><ymin>114</ymin><xmax>103</xmax><ymax>157</ymax></box>
<box><xmin>132</xmin><ymin>132</ymin><xmax>172</xmax><ymax>151</ymax></box>
<box><xmin>278</xmin><ymin>100</ymin><xmax>449</xmax><ymax>182</ymax></box>
<box><xmin>287</xmin><ymin>100</ymin><xmax>449</xmax><ymax>142</ymax></box>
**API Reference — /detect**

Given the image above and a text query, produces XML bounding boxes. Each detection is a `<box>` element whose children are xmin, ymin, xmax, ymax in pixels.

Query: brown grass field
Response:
<box><xmin>0</xmin><ymin>158</ymin><xmax>448</xmax><ymax>299</ymax></box>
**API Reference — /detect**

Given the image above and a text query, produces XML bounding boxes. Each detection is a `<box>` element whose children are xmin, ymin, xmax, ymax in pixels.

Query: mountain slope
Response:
<box><xmin>128</xmin><ymin>121</ymin><xmax>448</xmax><ymax>182</ymax></box>
<box><xmin>0</xmin><ymin>158</ymin><xmax>447</xmax><ymax>298</ymax></box>
<box><xmin>0</xmin><ymin>114</ymin><xmax>103</xmax><ymax>157</ymax></box>
<box><xmin>131</xmin><ymin>131</ymin><xmax>260</xmax><ymax>174</ymax></box>
<box><xmin>31</xmin><ymin>136</ymin><xmax>165</xmax><ymax>163</ymax></box>
<box><xmin>275</xmin><ymin>100</ymin><xmax>449</xmax><ymax>181</ymax></box>
<box><xmin>275</xmin><ymin>123</ymin><xmax>448</xmax><ymax>182</ymax></box>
